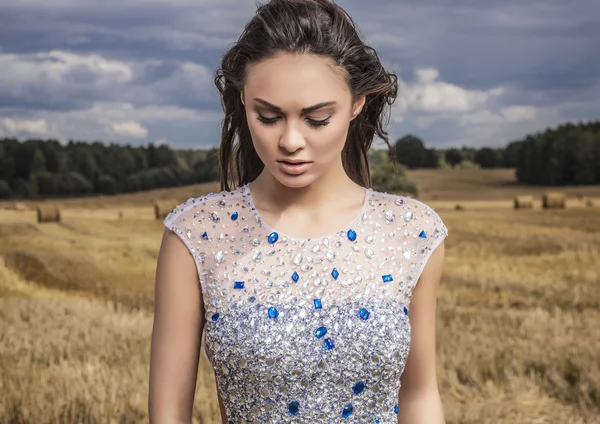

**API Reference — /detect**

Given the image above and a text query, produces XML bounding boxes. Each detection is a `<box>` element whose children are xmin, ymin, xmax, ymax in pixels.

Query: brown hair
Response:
<box><xmin>214</xmin><ymin>0</ymin><xmax>398</xmax><ymax>191</ymax></box>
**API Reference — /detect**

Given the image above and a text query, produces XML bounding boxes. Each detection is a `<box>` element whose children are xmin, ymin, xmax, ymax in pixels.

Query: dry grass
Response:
<box><xmin>0</xmin><ymin>169</ymin><xmax>599</xmax><ymax>423</ymax></box>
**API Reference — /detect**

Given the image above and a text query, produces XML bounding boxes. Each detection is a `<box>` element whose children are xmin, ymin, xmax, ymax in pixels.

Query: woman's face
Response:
<box><xmin>241</xmin><ymin>53</ymin><xmax>365</xmax><ymax>188</ymax></box>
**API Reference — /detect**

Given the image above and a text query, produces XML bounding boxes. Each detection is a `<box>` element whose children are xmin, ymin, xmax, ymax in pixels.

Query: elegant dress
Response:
<box><xmin>164</xmin><ymin>184</ymin><xmax>448</xmax><ymax>424</ymax></box>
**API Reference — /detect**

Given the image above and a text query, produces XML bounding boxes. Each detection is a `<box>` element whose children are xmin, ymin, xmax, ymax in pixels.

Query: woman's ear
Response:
<box><xmin>351</xmin><ymin>95</ymin><xmax>366</xmax><ymax>120</ymax></box>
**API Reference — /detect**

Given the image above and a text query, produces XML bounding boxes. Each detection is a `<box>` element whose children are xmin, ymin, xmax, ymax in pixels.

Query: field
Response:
<box><xmin>0</xmin><ymin>169</ymin><xmax>599</xmax><ymax>423</ymax></box>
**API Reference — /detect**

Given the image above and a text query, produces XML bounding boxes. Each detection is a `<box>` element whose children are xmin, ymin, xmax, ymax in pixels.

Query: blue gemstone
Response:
<box><xmin>314</xmin><ymin>326</ymin><xmax>327</xmax><ymax>338</ymax></box>
<box><xmin>313</xmin><ymin>298</ymin><xmax>322</xmax><ymax>309</ymax></box>
<box><xmin>268</xmin><ymin>306</ymin><xmax>278</xmax><ymax>318</ymax></box>
<box><xmin>382</xmin><ymin>274</ymin><xmax>393</xmax><ymax>283</ymax></box>
<box><xmin>288</xmin><ymin>400</ymin><xmax>299</xmax><ymax>415</ymax></box>
<box><xmin>211</xmin><ymin>312</ymin><xmax>219</xmax><ymax>322</ymax></box>
<box><xmin>231</xmin><ymin>211</ymin><xmax>239</xmax><ymax>221</ymax></box>
<box><xmin>419</xmin><ymin>230</ymin><xmax>427</xmax><ymax>238</ymax></box>
<box><xmin>331</xmin><ymin>268</ymin><xmax>339</xmax><ymax>280</ymax></box>
<box><xmin>233</xmin><ymin>281</ymin><xmax>245</xmax><ymax>289</ymax></box>
<box><xmin>403</xmin><ymin>306</ymin><xmax>409</xmax><ymax>315</ymax></box>
<box><xmin>394</xmin><ymin>404</ymin><xmax>398</xmax><ymax>414</ymax></box>
<box><xmin>202</xmin><ymin>231</ymin><xmax>208</xmax><ymax>240</ymax></box>
<box><xmin>291</xmin><ymin>271</ymin><xmax>299</xmax><ymax>283</ymax></box>
<box><xmin>358</xmin><ymin>308</ymin><xmax>370</xmax><ymax>320</ymax></box>
<box><xmin>267</xmin><ymin>231</ymin><xmax>279</xmax><ymax>244</ymax></box>
<box><xmin>374</xmin><ymin>420</ymin><xmax>380</xmax><ymax>424</ymax></box>
<box><xmin>347</xmin><ymin>229</ymin><xmax>357</xmax><ymax>242</ymax></box>
<box><xmin>324</xmin><ymin>338</ymin><xmax>335</xmax><ymax>350</ymax></box>
<box><xmin>352</xmin><ymin>381</ymin><xmax>365</xmax><ymax>395</ymax></box>
<box><xmin>342</xmin><ymin>403</ymin><xmax>353</xmax><ymax>419</ymax></box>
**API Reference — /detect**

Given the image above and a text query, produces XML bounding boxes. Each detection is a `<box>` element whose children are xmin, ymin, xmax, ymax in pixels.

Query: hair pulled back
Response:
<box><xmin>214</xmin><ymin>0</ymin><xmax>398</xmax><ymax>191</ymax></box>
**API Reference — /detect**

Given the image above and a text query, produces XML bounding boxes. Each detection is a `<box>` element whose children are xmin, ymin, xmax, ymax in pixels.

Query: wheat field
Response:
<box><xmin>0</xmin><ymin>170</ymin><xmax>599</xmax><ymax>423</ymax></box>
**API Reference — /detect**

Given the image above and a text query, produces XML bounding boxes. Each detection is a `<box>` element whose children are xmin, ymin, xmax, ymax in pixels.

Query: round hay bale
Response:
<box><xmin>514</xmin><ymin>195</ymin><xmax>534</xmax><ymax>210</ymax></box>
<box><xmin>154</xmin><ymin>199</ymin><xmax>178</xmax><ymax>220</ymax></box>
<box><xmin>36</xmin><ymin>205</ymin><xmax>61</xmax><ymax>223</ymax></box>
<box><xmin>542</xmin><ymin>192</ymin><xmax>566</xmax><ymax>209</ymax></box>
<box><xmin>454</xmin><ymin>204</ymin><xmax>465</xmax><ymax>211</ymax></box>
<box><xmin>585</xmin><ymin>199</ymin><xmax>594</xmax><ymax>207</ymax></box>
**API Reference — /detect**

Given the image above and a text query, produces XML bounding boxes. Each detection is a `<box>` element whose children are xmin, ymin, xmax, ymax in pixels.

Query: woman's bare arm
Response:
<box><xmin>148</xmin><ymin>228</ymin><xmax>205</xmax><ymax>424</ymax></box>
<box><xmin>397</xmin><ymin>242</ymin><xmax>446</xmax><ymax>423</ymax></box>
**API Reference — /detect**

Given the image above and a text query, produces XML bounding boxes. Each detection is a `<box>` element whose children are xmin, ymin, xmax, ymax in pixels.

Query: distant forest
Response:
<box><xmin>0</xmin><ymin>120</ymin><xmax>599</xmax><ymax>200</ymax></box>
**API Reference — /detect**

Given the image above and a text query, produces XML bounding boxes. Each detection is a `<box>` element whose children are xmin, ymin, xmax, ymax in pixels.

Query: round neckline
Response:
<box><xmin>243</xmin><ymin>182</ymin><xmax>371</xmax><ymax>243</ymax></box>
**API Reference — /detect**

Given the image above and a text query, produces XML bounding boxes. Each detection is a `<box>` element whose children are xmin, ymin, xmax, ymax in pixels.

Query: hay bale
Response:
<box><xmin>36</xmin><ymin>205</ymin><xmax>61</xmax><ymax>223</ymax></box>
<box><xmin>585</xmin><ymin>199</ymin><xmax>594</xmax><ymax>207</ymax></box>
<box><xmin>542</xmin><ymin>192</ymin><xmax>566</xmax><ymax>209</ymax></box>
<box><xmin>154</xmin><ymin>199</ymin><xmax>178</xmax><ymax>220</ymax></box>
<box><xmin>514</xmin><ymin>195</ymin><xmax>534</xmax><ymax>210</ymax></box>
<box><xmin>454</xmin><ymin>204</ymin><xmax>465</xmax><ymax>211</ymax></box>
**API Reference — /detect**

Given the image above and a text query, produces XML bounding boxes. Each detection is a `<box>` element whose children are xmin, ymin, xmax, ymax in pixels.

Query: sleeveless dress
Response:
<box><xmin>163</xmin><ymin>184</ymin><xmax>448</xmax><ymax>424</ymax></box>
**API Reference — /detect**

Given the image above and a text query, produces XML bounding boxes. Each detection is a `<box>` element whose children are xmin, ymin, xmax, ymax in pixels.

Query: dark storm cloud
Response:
<box><xmin>0</xmin><ymin>0</ymin><xmax>598</xmax><ymax>146</ymax></box>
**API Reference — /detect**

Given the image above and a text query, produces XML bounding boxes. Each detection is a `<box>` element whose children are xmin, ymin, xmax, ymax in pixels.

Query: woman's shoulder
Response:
<box><xmin>163</xmin><ymin>185</ymin><xmax>247</xmax><ymax>228</ymax></box>
<box><xmin>367</xmin><ymin>188</ymin><xmax>449</xmax><ymax>237</ymax></box>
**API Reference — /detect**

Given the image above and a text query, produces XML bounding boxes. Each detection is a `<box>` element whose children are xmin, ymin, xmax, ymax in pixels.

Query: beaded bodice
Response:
<box><xmin>164</xmin><ymin>184</ymin><xmax>448</xmax><ymax>423</ymax></box>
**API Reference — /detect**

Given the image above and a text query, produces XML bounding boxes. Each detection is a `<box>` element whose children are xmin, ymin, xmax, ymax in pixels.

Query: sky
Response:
<box><xmin>0</xmin><ymin>0</ymin><xmax>598</xmax><ymax>149</ymax></box>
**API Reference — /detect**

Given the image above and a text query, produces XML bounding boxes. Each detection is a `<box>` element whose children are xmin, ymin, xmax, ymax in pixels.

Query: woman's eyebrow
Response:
<box><xmin>253</xmin><ymin>98</ymin><xmax>336</xmax><ymax>114</ymax></box>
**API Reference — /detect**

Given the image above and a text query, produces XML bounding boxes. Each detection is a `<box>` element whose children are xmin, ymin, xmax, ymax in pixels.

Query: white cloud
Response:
<box><xmin>0</xmin><ymin>118</ymin><xmax>53</xmax><ymax>137</ymax></box>
<box><xmin>460</xmin><ymin>106</ymin><xmax>537</xmax><ymax>126</ymax></box>
<box><xmin>0</xmin><ymin>50</ymin><xmax>132</xmax><ymax>98</ymax></box>
<box><xmin>110</xmin><ymin>121</ymin><xmax>148</xmax><ymax>139</ymax></box>
<box><xmin>392</xmin><ymin>67</ymin><xmax>505</xmax><ymax>123</ymax></box>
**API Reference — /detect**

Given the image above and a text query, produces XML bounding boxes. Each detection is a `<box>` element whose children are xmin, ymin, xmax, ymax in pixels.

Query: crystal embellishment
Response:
<box><xmin>233</xmin><ymin>281</ymin><xmax>244</xmax><ymax>289</ymax></box>
<box><xmin>342</xmin><ymin>403</ymin><xmax>353</xmax><ymax>418</ymax></box>
<box><xmin>347</xmin><ymin>229</ymin><xmax>357</xmax><ymax>241</ymax></box>
<box><xmin>231</xmin><ymin>211</ymin><xmax>239</xmax><ymax>220</ymax></box>
<box><xmin>292</xmin><ymin>271</ymin><xmax>299</xmax><ymax>283</ymax></box>
<box><xmin>358</xmin><ymin>308</ymin><xmax>370</xmax><ymax>320</ymax></box>
<box><xmin>324</xmin><ymin>338</ymin><xmax>335</xmax><ymax>350</ymax></box>
<box><xmin>211</xmin><ymin>312</ymin><xmax>219</xmax><ymax>322</ymax></box>
<box><xmin>382</xmin><ymin>274</ymin><xmax>393</xmax><ymax>283</ymax></box>
<box><xmin>209</xmin><ymin>211</ymin><xmax>220</xmax><ymax>223</ymax></box>
<box><xmin>419</xmin><ymin>230</ymin><xmax>427</xmax><ymax>238</ymax></box>
<box><xmin>313</xmin><ymin>298</ymin><xmax>322</xmax><ymax>309</ymax></box>
<box><xmin>268</xmin><ymin>306</ymin><xmax>278</xmax><ymax>318</ymax></box>
<box><xmin>288</xmin><ymin>401</ymin><xmax>299</xmax><ymax>415</ymax></box>
<box><xmin>202</xmin><ymin>231</ymin><xmax>208</xmax><ymax>240</ymax></box>
<box><xmin>352</xmin><ymin>381</ymin><xmax>365</xmax><ymax>395</ymax></box>
<box><xmin>315</xmin><ymin>326</ymin><xmax>327</xmax><ymax>338</ymax></box>
<box><xmin>331</xmin><ymin>268</ymin><xmax>339</xmax><ymax>280</ymax></box>
<box><xmin>268</xmin><ymin>232</ymin><xmax>279</xmax><ymax>244</ymax></box>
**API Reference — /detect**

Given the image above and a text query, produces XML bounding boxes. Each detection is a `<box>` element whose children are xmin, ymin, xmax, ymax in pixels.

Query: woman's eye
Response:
<box><xmin>307</xmin><ymin>117</ymin><xmax>330</xmax><ymax>128</ymax></box>
<box><xmin>256</xmin><ymin>113</ymin><xmax>331</xmax><ymax>128</ymax></box>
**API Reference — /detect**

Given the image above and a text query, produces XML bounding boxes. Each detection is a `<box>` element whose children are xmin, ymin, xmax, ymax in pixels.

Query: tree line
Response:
<box><xmin>0</xmin><ymin>139</ymin><xmax>219</xmax><ymax>199</ymax></box>
<box><xmin>394</xmin><ymin>121</ymin><xmax>600</xmax><ymax>184</ymax></box>
<box><xmin>0</xmin><ymin>120</ymin><xmax>598</xmax><ymax>200</ymax></box>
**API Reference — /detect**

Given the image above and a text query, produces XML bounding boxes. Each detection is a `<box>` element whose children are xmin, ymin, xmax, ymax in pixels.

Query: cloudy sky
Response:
<box><xmin>0</xmin><ymin>0</ymin><xmax>598</xmax><ymax>149</ymax></box>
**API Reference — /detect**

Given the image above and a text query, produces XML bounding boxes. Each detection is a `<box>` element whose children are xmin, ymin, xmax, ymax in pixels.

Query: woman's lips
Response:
<box><xmin>278</xmin><ymin>160</ymin><xmax>312</xmax><ymax>175</ymax></box>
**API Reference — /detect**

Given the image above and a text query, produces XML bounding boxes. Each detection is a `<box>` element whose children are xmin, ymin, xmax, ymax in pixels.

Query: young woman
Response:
<box><xmin>148</xmin><ymin>0</ymin><xmax>448</xmax><ymax>423</ymax></box>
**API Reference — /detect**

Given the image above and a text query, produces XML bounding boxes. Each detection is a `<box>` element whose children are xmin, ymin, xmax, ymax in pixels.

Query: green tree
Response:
<box><xmin>0</xmin><ymin>180</ymin><xmax>11</xmax><ymax>198</ymax></box>
<box><xmin>394</xmin><ymin>134</ymin><xmax>428</xmax><ymax>169</ymax></box>
<box><xmin>30</xmin><ymin>148</ymin><xmax>47</xmax><ymax>174</ymax></box>
<box><xmin>445</xmin><ymin>148</ymin><xmax>463</xmax><ymax>167</ymax></box>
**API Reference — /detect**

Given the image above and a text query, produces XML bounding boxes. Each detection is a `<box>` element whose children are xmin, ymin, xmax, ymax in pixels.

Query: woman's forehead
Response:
<box><xmin>244</xmin><ymin>53</ymin><xmax>350</xmax><ymax>103</ymax></box>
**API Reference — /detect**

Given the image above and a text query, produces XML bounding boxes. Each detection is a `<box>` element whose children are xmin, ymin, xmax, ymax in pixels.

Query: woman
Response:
<box><xmin>149</xmin><ymin>0</ymin><xmax>448</xmax><ymax>422</ymax></box>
